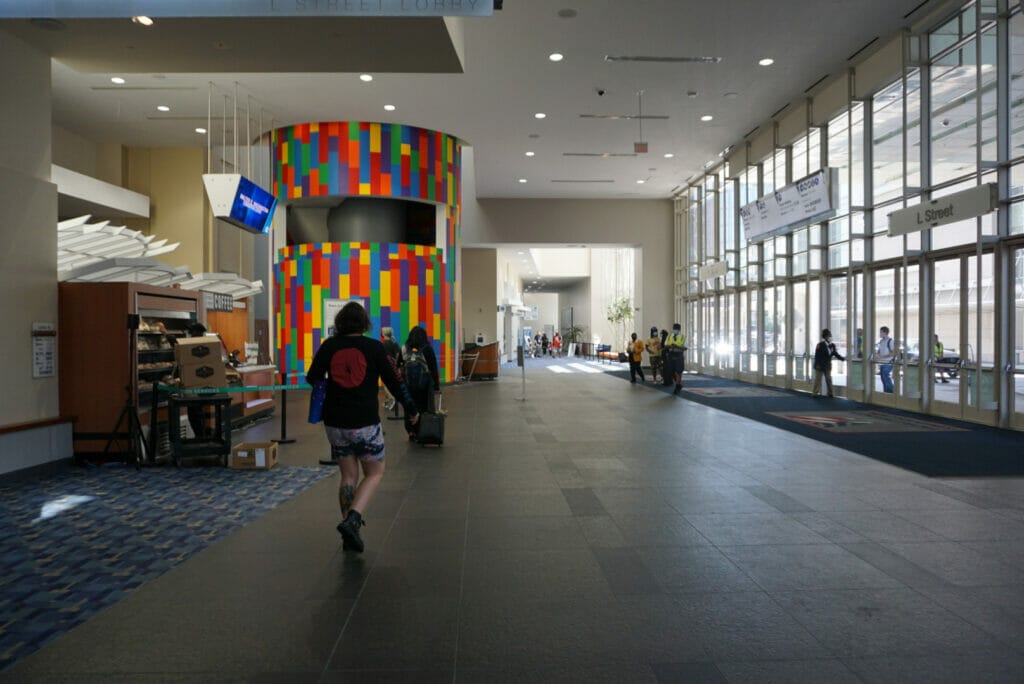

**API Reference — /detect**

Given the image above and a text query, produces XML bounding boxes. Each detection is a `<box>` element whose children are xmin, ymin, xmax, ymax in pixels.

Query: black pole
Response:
<box><xmin>273</xmin><ymin>386</ymin><xmax>296</xmax><ymax>444</ymax></box>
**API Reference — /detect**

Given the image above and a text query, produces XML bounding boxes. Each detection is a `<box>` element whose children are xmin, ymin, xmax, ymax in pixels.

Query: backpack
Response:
<box><xmin>404</xmin><ymin>347</ymin><xmax>432</xmax><ymax>392</ymax></box>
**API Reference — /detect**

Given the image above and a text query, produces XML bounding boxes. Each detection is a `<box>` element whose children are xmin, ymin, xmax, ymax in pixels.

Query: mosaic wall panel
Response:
<box><xmin>271</xmin><ymin>122</ymin><xmax>461</xmax><ymax>386</ymax></box>
<box><xmin>275</xmin><ymin>243</ymin><xmax>452</xmax><ymax>383</ymax></box>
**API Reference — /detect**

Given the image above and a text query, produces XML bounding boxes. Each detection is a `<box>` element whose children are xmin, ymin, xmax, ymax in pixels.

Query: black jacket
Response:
<box><xmin>813</xmin><ymin>340</ymin><xmax>845</xmax><ymax>371</ymax></box>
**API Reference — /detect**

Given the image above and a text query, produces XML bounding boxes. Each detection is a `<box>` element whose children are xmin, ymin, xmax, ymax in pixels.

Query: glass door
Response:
<box><xmin>930</xmin><ymin>253</ymin><xmax>997</xmax><ymax>422</ymax></box>
<box><xmin>870</xmin><ymin>267</ymin><xmax>898</xmax><ymax>402</ymax></box>
<box><xmin>1013</xmin><ymin>248</ymin><xmax>1024</xmax><ymax>428</ymax></box>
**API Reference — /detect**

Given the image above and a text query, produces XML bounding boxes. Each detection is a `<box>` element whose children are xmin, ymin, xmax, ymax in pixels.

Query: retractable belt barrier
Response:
<box><xmin>152</xmin><ymin>377</ymin><xmax>312</xmax><ymax>458</ymax></box>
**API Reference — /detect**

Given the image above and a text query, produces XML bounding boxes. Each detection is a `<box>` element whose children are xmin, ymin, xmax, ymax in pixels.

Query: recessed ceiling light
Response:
<box><xmin>724</xmin><ymin>92</ymin><xmax>739</xmax><ymax>98</ymax></box>
<box><xmin>687</xmin><ymin>91</ymin><xmax>698</xmax><ymax>98</ymax></box>
<box><xmin>359</xmin><ymin>74</ymin><xmax>373</xmax><ymax>82</ymax></box>
<box><xmin>110</xmin><ymin>76</ymin><xmax>125</xmax><ymax>84</ymax></box>
<box><xmin>131</xmin><ymin>16</ymin><xmax>154</xmax><ymax>26</ymax></box>
<box><xmin>534</xmin><ymin>112</ymin><xmax>546</xmax><ymax>119</ymax></box>
<box><xmin>663</xmin><ymin>153</ymin><xmax>674</xmax><ymax>159</ymax></box>
<box><xmin>636</xmin><ymin>179</ymin><xmax>646</xmax><ymax>184</ymax></box>
<box><xmin>518</xmin><ymin>178</ymin><xmax>528</xmax><ymax>183</ymax></box>
<box><xmin>525</xmin><ymin>151</ymin><xmax>535</xmax><ymax>157</ymax></box>
<box><xmin>384</xmin><ymin>104</ymin><xmax>396</xmax><ymax>111</ymax></box>
<box><xmin>157</xmin><ymin>105</ymin><xmax>170</xmax><ymax>112</ymax></box>
<box><xmin>701</xmin><ymin>115</ymin><xmax>714</xmax><ymax>122</ymax></box>
<box><xmin>195</xmin><ymin>127</ymin><xmax>207</xmax><ymax>134</ymax></box>
<box><xmin>758</xmin><ymin>58</ymin><xmax>774</xmax><ymax>66</ymax></box>
<box><xmin>549</xmin><ymin>53</ymin><xmax>564</xmax><ymax>62</ymax></box>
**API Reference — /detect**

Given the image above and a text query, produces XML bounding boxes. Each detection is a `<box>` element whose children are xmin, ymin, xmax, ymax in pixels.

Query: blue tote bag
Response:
<box><xmin>308</xmin><ymin>378</ymin><xmax>327</xmax><ymax>424</ymax></box>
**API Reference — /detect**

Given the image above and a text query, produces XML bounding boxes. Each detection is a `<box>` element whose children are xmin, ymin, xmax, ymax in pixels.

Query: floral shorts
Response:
<box><xmin>324</xmin><ymin>423</ymin><xmax>385</xmax><ymax>461</ymax></box>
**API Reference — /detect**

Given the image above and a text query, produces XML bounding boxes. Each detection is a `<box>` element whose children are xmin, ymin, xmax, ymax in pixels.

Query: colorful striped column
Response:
<box><xmin>271</xmin><ymin>122</ymin><xmax>461</xmax><ymax>384</ymax></box>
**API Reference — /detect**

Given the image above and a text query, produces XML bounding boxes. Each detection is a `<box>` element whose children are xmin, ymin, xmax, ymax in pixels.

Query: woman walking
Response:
<box><xmin>306</xmin><ymin>302</ymin><xmax>418</xmax><ymax>553</ymax></box>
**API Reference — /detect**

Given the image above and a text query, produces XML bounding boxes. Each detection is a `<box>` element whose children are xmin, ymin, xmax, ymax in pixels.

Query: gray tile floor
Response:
<box><xmin>9</xmin><ymin>363</ymin><xmax>1024</xmax><ymax>682</ymax></box>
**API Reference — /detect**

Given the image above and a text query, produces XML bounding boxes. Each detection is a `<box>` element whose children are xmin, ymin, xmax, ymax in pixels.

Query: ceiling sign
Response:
<box><xmin>698</xmin><ymin>261</ymin><xmax>727</xmax><ymax>282</ymax></box>
<box><xmin>887</xmin><ymin>184</ymin><xmax>997</xmax><ymax>237</ymax></box>
<box><xmin>740</xmin><ymin>168</ymin><xmax>838</xmax><ymax>243</ymax></box>
<box><xmin>0</xmin><ymin>0</ymin><xmax>494</xmax><ymax>18</ymax></box>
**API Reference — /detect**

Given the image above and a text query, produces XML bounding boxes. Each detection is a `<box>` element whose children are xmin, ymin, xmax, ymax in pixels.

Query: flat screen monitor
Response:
<box><xmin>227</xmin><ymin>176</ymin><xmax>277</xmax><ymax>234</ymax></box>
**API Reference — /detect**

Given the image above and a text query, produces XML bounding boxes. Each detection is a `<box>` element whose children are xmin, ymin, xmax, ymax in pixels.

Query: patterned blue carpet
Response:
<box><xmin>0</xmin><ymin>465</ymin><xmax>332</xmax><ymax>671</ymax></box>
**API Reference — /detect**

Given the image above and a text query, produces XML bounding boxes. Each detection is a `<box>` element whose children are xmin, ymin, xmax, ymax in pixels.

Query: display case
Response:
<box><xmin>59</xmin><ymin>282</ymin><xmax>200</xmax><ymax>459</ymax></box>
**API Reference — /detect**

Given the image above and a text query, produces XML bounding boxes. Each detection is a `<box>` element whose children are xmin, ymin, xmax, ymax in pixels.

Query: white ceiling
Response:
<box><xmin>3</xmin><ymin>0</ymin><xmax>943</xmax><ymax>199</ymax></box>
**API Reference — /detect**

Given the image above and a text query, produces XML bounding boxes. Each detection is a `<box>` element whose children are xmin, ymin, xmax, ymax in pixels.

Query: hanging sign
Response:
<box><xmin>887</xmin><ymin>184</ymin><xmax>997</xmax><ymax>237</ymax></box>
<box><xmin>740</xmin><ymin>168</ymin><xmax>837</xmax><ymax>243</ymax></box>
<box><xmin>0</xmin><ymin>1</ymin><xmax>495</xmax><ymax>18</ymax></box>
<box><xmin>698</xmin><ymin>261</ymin><xmax>728</xmax><ymax>282</ymax></box>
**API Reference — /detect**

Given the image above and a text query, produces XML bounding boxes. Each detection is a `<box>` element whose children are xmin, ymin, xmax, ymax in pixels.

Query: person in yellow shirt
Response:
<box><xmin>665</xmin><ymin>323</ymin><xmax>687</xmax><ymax>394</ymax></box>
<box><xmin>629</xmin><ymin>332</ymin><xmax>646</xmax><ymax>383</ymax></box>
<box><xmin>645</xmin><ymin>326</ymin><xmax>662</xmax><ymax>383</ymax></box>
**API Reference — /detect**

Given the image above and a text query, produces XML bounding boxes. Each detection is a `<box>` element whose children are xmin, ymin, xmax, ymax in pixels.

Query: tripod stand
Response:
<box><xmin>103</xmin><ymin>314</ymin><xmax>149</xmax><ymax>468</ymax></box>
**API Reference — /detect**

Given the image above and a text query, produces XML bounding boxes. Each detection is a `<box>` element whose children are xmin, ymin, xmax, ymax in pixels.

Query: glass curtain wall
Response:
<box><xmin>674</xmin><ymin>0</ymin><xmax>1024</xmax><ymax>428</ymax></box>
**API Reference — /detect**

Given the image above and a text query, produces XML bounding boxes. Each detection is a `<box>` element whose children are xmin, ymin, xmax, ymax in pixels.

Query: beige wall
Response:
<box><xmin>0</xmin><ymin>28</ymin><xmax>71</xmax><ymax>469</ymax></box>
<box><xmin>126</xmin><ymin>147</ymin><xmax>209</xmax><ymax>274</ymax></box>
<box><xmin>461</xmin><ymin>248</ymin><xmax>498</xmax><ymax>346</ymax></box>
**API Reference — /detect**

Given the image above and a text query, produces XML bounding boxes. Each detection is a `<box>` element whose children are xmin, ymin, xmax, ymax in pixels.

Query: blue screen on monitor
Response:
<box><xmin>228</xmin><ymin>176</ymin><xmax>277</xmax><ymax>234</ymax></box>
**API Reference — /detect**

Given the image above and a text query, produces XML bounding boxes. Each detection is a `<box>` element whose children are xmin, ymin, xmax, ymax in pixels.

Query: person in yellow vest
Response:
<box><xmin>665</xmin><ymin>323</ymin><xmax>687</xmax><ymax>394</ymax></box>
<box><xmin>645</xmin><ymin>326</ymin><xmax>662</xmax><ymax>383</ymax></box>
<box><xmin>934</xmin><ymin>333</ymin><xmax>949</xmax><ymax>383</ymax></box>
<box><xmin>629</xmin><ymin>332</ymin><xmax>646</xmax><ymax>383</ymax></box>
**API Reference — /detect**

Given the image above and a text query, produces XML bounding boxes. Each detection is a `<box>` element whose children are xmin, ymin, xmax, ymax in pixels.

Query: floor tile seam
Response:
<box><xmin>883</xmin><ymin>509</ymin><xmax>977</xmax><ymax>543</ymax></box>
<box><xmin>319</xmin><ymin>480</ymin><xmax>415</xmax><ymax>679</ymax></box>
<box><xmin>449</xmin><ymin>489</ymin><xmax>472</xmax><ymax>684</ymax></box>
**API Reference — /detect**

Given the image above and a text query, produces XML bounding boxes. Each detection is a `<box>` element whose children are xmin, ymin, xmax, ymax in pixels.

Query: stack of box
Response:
<box><xmin>174</xmin><ymin>335</ymin><xmax>227</xmax><ymax>388</ymax></box>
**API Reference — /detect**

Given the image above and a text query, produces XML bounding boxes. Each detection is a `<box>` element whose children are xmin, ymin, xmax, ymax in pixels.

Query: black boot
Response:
<box><xmin>337</xmin><ymin>510</ymin><xmax>365</xmax><ymax>553</ymax></box>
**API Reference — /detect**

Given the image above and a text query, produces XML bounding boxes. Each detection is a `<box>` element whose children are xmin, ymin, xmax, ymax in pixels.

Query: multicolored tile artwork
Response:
<box><xmin>271</xmin><ymin>122</ymin><xmax>461</xmax><ymax>384</ymax></box>
<box><xmin>275</xmin><ymin>242</ymin><xmax>452</xmax><ymax>383</ymax></box>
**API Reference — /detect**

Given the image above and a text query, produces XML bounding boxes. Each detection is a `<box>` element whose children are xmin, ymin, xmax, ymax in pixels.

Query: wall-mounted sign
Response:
<box><xmin>887</xmin><ymin>184</ymin><xmax>997</xmax><ymax>237</ymax></box>
<box><xmin>202</xmin><ymin>174</ymin><xmax>277</xmax><ymax>235</ymax></box>
<box><xmin>740</xmin><ymin>168</ymin><xmax>838</xmax><ymax>243</ymax></box>
<box><xmin>0</xmin><ymin>1</ymin><xmax>495</xmax><ymax>18</ymax></box>
<box><xmin>323</xmin><ymin>298</ymin><xmax>364</xmax><ymax>337</ymax></box>
<box><xmin>203</xmin><ymin>291</ymin><xmax>234</xmax><ymax>312</ymax></box>
<box><xmin>698</xmin><ymin>261</ymin><xmax>728</xmax><ymax>282</ymax></box>
<box><xmin>31</xmin><ymin>322</ymin><xmax>56</xmax><ymax>379</ymax></box>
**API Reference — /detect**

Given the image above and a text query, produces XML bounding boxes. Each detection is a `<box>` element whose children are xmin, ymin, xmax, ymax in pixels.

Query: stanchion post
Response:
<box><xmin>273</xmin><ymin>373</ymin><xmax>296</xmax><ymax>444</ymax></box>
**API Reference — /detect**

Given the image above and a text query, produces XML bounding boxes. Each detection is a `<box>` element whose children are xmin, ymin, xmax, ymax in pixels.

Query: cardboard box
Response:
<box><xmin>230</xmin><ymin>441</ymin><xmax>279</xmax><ymax>470</ymax></box>
<box><xmin>179</xmin><ymin>361</ymin><xmax>227</xmax><ymax>389</ymax></box>
<box><xmin>175</xmin><ymin>335</ymin><xmax>223</xmax><ymax>367</ymax></box>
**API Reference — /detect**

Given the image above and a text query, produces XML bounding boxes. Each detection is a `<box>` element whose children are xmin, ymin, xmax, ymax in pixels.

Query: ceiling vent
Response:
<box><xmin>604</xmin><ymin>55</ymin><xmax>722</xmax><ymax>63</ymax></box>
<box><xmin>579</xmin><ymin>114</ymin><xmax>669</xmax><ymax>120</ymax></box>
<box><xmin>550</xmin><ymin>179</ymin><xmax>616</xmax><ymax>183</ymax></box>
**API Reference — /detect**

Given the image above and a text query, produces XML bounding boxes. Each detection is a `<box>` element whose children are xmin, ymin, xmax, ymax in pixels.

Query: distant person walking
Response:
<box><xmin>665</xmin><ymin>323</ymin><xmax>687</xmax><ymax>394</ymax></box>
<box><xmin>404</xmin><ymin>325</ymin><xmax>440</xmax><ymax>440</ymax></box>
<box><xmin>306</xmin><ymin>302</ymin><xmax>418</xmax><ymax>553</ymax></box>
<box><xmin>379</xmin><ymin>326</ymin><xmax>404</xmax><ymax>411</ymax></box>
<box><xmin>551</xmin><ymin>332</ymin><xmax>562</xmax><ymax>357</ymax></box>
<box><xmin>934</xmin><ymin>333</ymin><xmax>950</xmax><ymax>383</ymax></box>
<box><xmin>628</xmin><ymin>332</ymin><xmax>646</xmax><ymax>383</ymax></box>
<box><xmin>812</xmin><ymin>328</ymin><xmax>845</xmax><ymax>398</ymax></box>
<box><xmin>874</xmin><ymin>326</ymin><xmax>896</xmax><ymax>393</ymax></box>
<box><xmin>645</xmin><ymin>326</ymin><xmax>662</xmax><ymax>383</ymax></box>
<box><xmin>659</xmin><ymin>329</ymin><xmax>671</xmax><ymax>386</ymax></box>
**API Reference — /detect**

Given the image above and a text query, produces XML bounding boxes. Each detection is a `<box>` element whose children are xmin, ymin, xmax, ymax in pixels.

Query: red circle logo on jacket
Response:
<box><xmin>330</xmin><ymin>348</ymin><xmax>367</xmax><ymax>388</ymax></box>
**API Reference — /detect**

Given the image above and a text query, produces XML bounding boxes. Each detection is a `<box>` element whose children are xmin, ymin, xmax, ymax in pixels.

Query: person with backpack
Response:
<box><xmin>812</xmin><ymin>328</ymin><xmax>845</xmax><ymax>398</ymax></box>
<box><xmin>379</xmin><ymin>327</ymin><xmax>404</xmax><ymax>412</ymax></box>
<box><xmin>404</xmin><ymin>325</ymin><xmax>440</xmax><ymax>439</ymax></box>
<box><xmin>306</xmin><ymin>302</ymin><xmax>419</xmax><ymax>553</ymax></box>
<box><xmin>874</xmin><ymin>325</ymin><xmax>896</xmax><ymax>393</ymax></box>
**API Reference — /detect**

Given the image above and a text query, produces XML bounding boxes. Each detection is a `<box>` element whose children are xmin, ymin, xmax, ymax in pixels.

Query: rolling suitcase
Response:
<box><xmin>416</xmin><ymin>411</ymin><xmax>445</xmax><ymax>446</ymax></box>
